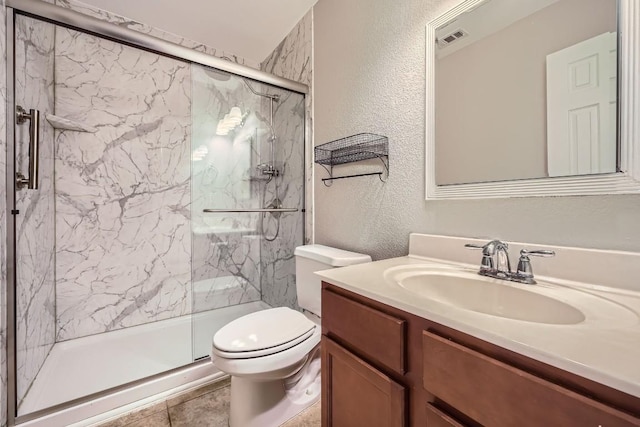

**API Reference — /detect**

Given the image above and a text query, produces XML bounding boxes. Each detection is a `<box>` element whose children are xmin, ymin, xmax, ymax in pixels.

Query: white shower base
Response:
<box><xmin>19</xmin><ymin>301</ymin><xmax>270</xmax><ymax>425</ymax></box>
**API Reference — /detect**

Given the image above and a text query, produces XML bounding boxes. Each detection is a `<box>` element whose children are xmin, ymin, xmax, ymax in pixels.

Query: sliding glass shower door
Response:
<box><xmin>8</xmin><ymin>6</ymin><xmax>306</xmax><ymax>422</ymax></box>
<box><xmin>11</xmin><ymin>13</ymin><xmax>194</xmax><ymax>416</ymax></box>
<box><xmin>190</xmin><ymin>65</ymin><xmax>306</xmax><ymax>360</ymax></box>
<box><xmin>190</xmin><ymin>65</ymin><xmax>266</xmax><ymax>360</ymax></box>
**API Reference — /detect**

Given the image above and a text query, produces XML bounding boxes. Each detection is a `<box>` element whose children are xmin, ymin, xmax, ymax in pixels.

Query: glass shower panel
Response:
<box><xmin>190</xmin><ymin>65</ymin><xmax>268</xmax><ymax>360</ymax></box>
<box><xmin>189</xmin><ymin>65</ymin><xmax>306</xmax><ymax>360</ymax></box>
<box><xmin>13</xmin><ymin>15</ymin><xmax>193</xmax><ymax>416</ymax></box>
<box><xmin>14</xmin><ymin>13</ymin><xmax>56</xmax><ymax>415</ymax></box>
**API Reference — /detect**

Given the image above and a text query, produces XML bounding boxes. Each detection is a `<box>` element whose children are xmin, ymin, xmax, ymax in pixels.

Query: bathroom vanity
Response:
<box><xmin>318</xmin><ymin>234</ymin><xmax>640</xmax><ymax>426</ymax></box>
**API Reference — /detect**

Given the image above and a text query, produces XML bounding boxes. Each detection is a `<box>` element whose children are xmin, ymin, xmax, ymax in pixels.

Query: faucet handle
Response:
<box><xmin>464</xmin><ymin>243</ymin><xmax>494</xmax><ymax>271</ymax></box>
<box><xmin>516</xmin><ymin>249</ymin><xmax>555</xmax><ymax>284</ymax></box>
<box><xmin>465</xmin><ymin>242</ymin><xmax>494</xmax><ymax>254</ymax></box>
<box><xmin>464</xmin><ymin>243</ymin><xmax>485</xmax><ymax>250</ymax></box>
<box><xmin>520</xmin><ymin>249</ymin><xmax>555</xmax><ymax>257</ymax></box>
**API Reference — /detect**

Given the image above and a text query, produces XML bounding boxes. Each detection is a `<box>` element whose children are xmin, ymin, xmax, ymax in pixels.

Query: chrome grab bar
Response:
<box><xmin>203</xmin><ymin>208</ymin><xmax>298</xmax><ymax>213</ymax></box>
<box><xmin>16</xmin><ymin>105</ymin><xmax>40</xmax><ymax>190</ymax></box>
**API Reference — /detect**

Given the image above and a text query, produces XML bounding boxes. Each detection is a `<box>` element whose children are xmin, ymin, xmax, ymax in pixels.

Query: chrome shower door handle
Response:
<box><xmin>16</xmin><ymin>105</ymin><xmax>40</xmax><ymax>190</ymax></box>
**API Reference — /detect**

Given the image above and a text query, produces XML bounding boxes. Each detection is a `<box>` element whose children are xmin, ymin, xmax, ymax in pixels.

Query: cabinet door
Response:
<box><xmin>425</xmin><ymin>404</ymin><xmax>466</xmax><ymax>427</ymax></box>
<box><xmin>322</xmin><ymin>337</ymin><xmax>406</xmax><ymax>427</ymax></box>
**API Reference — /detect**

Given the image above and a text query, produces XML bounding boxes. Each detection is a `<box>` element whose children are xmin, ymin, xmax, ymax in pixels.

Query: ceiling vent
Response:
<box><xmin>437</xmin><ymin>29</ymin><xmax>468</xmax><ymax>48</ymax></box>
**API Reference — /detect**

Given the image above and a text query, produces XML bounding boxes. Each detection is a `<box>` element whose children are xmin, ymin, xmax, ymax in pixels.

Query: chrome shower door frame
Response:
<box><xmin>5</xmin><ymin>7</ymin><xmax>18</xmax><ymax>427</ymax></box>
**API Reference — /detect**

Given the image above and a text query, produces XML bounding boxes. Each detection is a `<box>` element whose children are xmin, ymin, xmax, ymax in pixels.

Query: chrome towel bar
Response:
<box><xmin>203</xmin><ymin>208</ymin><xmax>298</xmax><ymax>213</ymax></box>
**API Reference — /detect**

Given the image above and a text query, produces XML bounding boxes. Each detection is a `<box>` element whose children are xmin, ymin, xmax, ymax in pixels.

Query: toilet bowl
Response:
<box><xmin>211</xmin><ymin>244</ymin><xmax>371</xmax><ymax>427</ymax></box>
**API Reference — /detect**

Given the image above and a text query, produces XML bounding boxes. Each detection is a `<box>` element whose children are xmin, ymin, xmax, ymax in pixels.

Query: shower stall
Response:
<box><xmin>4</xmin><ymin>1</ymin><xmax>307</xmax><ymax>425</ymax></box>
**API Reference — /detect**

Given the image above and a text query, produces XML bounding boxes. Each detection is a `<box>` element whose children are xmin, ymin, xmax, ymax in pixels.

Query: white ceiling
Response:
<box><xmin>79</xmin><ymin>0</ymin><xmax>318</xmax><ymax>64</ymax></box>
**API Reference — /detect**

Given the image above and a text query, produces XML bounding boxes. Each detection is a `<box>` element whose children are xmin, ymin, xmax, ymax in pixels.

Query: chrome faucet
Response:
<box><xmin>465</xmin><ymin>240</ymin><xmax>510</xmax><ymax>277</ymax></box>
<box><xmin>465</xmin><ymin>240</ymin><xmax>555</xmax><ymax>284</ymax></box>
<box><xmin>491</xmin><ymin>240</ymin><xmax>511</xmax><ymax>277</ymax></box>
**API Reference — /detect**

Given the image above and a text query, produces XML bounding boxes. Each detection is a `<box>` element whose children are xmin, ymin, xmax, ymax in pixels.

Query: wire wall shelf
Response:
<box><xmin>314</xmin><ymin>133</ymin><xmax>389</xmax><ymax>186</ymax></box>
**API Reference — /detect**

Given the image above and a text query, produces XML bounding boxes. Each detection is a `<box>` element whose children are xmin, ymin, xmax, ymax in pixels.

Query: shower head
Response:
<box><xmin>205</xmin><ymin>68</ymin><xmax>231</xmax><ymax>82</ymax></box>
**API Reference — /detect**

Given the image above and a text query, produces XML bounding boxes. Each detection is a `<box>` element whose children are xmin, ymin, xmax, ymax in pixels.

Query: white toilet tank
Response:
<box><xmin>294</xmin><ymin>245</ymin><xmax>371</xmax><ymax>316</ymax></box>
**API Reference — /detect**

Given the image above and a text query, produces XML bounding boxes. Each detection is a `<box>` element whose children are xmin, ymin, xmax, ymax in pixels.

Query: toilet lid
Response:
<box><xmin>213</xmin><ymin>307</ymin><xmax>316</xmax><ymax>354</ymax></box>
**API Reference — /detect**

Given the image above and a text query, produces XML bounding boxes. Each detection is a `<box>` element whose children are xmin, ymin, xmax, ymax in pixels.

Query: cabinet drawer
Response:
<box><xmin>322</xmin><ymin>288</ymin><xmax>406</xmax><ymax>373</ymax></box>
<box><xmin>422</xmin><ymin>331</ymin><xmax>640</xmax><ymax>427</ymax></box>
<box><xmin>425</xmin><ymin>404</ymin><xmax>466</xmax><ymax>427</ymax></box>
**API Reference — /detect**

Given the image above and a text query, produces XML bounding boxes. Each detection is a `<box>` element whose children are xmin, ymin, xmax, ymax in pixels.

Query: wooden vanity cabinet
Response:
<box><xmin>321</xmin><ymin>282</ymin><xmax>640</xmax><ymax>427</ymax></box>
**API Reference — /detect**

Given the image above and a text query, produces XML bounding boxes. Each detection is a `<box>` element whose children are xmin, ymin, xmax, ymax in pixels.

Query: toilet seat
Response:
<box><xmin>212</xmin><ymin>307</ymin><xmax>316</xmax><ymax>359</ymax></box>
<box><xmin>212</xmin><ymin>328</ymin><xmax>315</xmax><ymax>359</ymax></box>
<box><xmin>212</xmin><ymin>326</ymin><xmax>320</xmax><ymax>380</ymax></box>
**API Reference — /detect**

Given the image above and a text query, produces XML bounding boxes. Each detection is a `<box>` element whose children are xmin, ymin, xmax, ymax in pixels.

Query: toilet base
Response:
<box><xmin>228</xmin><ymin>348</ymin><xmax>321</xmax><ymax>427</ymax></box>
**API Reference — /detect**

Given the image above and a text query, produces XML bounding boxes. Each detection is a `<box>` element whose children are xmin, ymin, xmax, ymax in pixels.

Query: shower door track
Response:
<box><xmin>5</xmin><ymin>0</ymin><xmax>308</xmax><ymax>95</ymax></box>
<box><xmin>4</xmin><ymin>1</ymin><xmax>310</xmax><ymax>425</ymax></box>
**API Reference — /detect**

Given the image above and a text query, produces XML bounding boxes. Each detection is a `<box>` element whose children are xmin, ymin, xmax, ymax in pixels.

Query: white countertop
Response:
<box><xmin>316</xmin><ymin>253</ymin><xmax>640</xmax><ymax>399</ymax></box>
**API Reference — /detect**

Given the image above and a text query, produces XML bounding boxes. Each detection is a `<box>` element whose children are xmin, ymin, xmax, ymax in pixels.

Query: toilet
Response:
<box><xmin>211</xmin><ymin>244</ymin><xmax>371</xmax><ymax>427</ymax></box>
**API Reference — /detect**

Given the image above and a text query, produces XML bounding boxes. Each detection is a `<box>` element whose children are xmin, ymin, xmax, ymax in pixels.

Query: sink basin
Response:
<box><xmin>382</xmin><ymin>262</ymin><xmax>640</xmax><ymax>327</ymax></box>
<box><xmin>395</xmin><ymin>270</ymin><xmax>585</xmax><ymax>325</ymax></box>
<box><xmin>382</xmin><ymin>265</ymin><xmax>639</xmax><ymax>327</ymax></box>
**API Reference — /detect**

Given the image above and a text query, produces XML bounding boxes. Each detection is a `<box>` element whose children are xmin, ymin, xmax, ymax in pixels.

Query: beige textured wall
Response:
<box><xmin>313</xmin><ymin>0</ymin><xmax>640</xmax><ymax>260</ymax></box>
<box><xmin>436</xmin><ymin>0</ymin><xmax>616</xmax><ymax>185</ymax></box>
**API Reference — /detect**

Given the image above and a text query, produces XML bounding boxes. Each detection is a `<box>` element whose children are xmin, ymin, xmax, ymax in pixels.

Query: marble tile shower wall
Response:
<box><xmin>258</xmin><ymin>89</ymin><xmax>306</xmax><ymax>309</ymax></box>
<box><xmin>14</xmin><ymin>13</ymin><xmax>57</xmax><ymax>406</ymax></box>
<box><xmin>260</xmin><ymin>11</ymin><xmax>313</xmax><ymax>309</ymax></box>
<box><xmin>262</xmin><ymin>10</ymin><xmax>313</xmax><ymax>245</ymax></box>
<box><xmin>53</xmin><ymin>25</ymin><xmax>193</xmax><ymax>341</ymax></box>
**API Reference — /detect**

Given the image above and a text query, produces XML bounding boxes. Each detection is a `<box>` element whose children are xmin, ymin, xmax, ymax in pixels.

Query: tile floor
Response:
<box><xmin>98</xmin><ymin>379</ymin><xmax>321</xmax><ymax>427</ymax></box>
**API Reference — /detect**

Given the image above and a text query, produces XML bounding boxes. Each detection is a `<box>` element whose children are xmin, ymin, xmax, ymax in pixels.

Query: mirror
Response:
<box><xmin>426</xmin><ymin>0</ymin><xmax>640</xmax><ymax>199</ymax></box>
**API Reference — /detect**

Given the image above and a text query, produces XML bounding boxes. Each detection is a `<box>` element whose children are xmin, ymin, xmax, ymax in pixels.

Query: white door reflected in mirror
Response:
<box><xmin>546</xmin><ymin>32</ymin><xmax>617</xmax><ymax>177</ymax></box>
